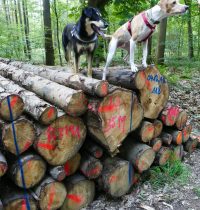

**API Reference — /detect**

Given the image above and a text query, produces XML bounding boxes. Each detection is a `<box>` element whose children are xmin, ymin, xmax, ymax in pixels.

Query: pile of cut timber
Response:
<box><xmin>0</xmin><ymin>58</ymin><xmax>198</xmax><ymax>210</ymax></box>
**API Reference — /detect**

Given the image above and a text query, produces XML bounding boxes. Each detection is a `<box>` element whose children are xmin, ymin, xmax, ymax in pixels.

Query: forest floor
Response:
<box><xmin>84</xmin><ymin>70</ymin><xmax>200</xmax><ymax>210</ymax></box>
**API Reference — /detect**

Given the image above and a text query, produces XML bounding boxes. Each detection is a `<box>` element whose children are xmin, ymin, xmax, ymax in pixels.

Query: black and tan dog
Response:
<box><xmin>62</xmin><ymin>7</ymin><xmax>108</xmax><ymax>77</ymax></box>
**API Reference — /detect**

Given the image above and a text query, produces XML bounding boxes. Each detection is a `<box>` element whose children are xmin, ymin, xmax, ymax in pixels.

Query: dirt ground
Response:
<box><xmin>84</xmin><ymin>72</ymin><xmax>200</xmax><ymax>210</ymax></box>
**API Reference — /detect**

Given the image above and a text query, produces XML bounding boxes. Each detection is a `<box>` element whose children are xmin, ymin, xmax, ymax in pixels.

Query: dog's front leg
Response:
<box><xmin>142</xmin><ymin>40</ymin><xmax>148</xmax><ymax>68</ymax></box>
<box><xmin>87</xmin><ymin>52</ymin><xmax>94</xmax><ymax>78</ymax></box>
<box><xmin>130</xmin><ymin>38</ymin><xmax>138</xmax><ymax>72</ymax></box>
<box><xmin>74</xmin><ymin>54</ymin><xmax>79</xmax><ymax>74</ymax></box>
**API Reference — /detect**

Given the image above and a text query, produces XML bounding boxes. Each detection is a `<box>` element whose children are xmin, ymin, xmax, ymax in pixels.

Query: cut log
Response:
<box><xmin>139</xmin><ymin>65</ymin><xmax>169</xmax><ymax>119</ymax></box>
<box><xmin>175</xmin><ymin>109</ymin><xmax>188</xmax><ymax>130</ymax></box>
<box><xmin>86</xmin><ymin>87</ymin><xmax>143</xmax><ymax>153</ymax></box>
<box><xmin>34</xmin><ymin>115</ymin><xmax>86</xmax><ymax>165</ymax></box>
<box><xmin>0</xmin><ymin>88</ymin><xmax>24</xmax><ymax>122</ymax></box>
<box><xmin>182</xmin><ymin>123</ymin><xmax>192</xmax><ymax>143</ymax></box>
<box><xmin>164</xmin><ymin>129</ymin><xmax>183</xmax><ymax>145</ymax></box>
<box><xmin>0</xmin><ymin>151</ymin><xmax>8</xmax><ymax>177</ymax></box>
<box><xmin>97</xmin><ymin>157</ymin><xmax>133</xmax><ymax>197</ymax></box>
<box><xmin>149</xmin><ymin>138</ymin><xmax>162</xmax><ymax>152</ymax></box>
<box><xmin>9</xmin><ymin>61</ymin><xmax>109</xmax><ymax>97</ymax></box>
<box><xmin>120</xmin><ymin>140</ymin><xmax>155</xmax><ymax>173</ymax></box>
<box><xmin>0</xmin><ymin>62</ymin><xmax>88</xmax><ymax>117</ymax></box>
<box><xmin>152</xmin><ymin>120</ymin><xmax>163</xmax><ymax>138</ymax></box>
<box><xmin>170</xmin><ymin>145</ymin><xmax>184</xmax><ymax>161</ymax></box>
<box><xmin>160</xmin><ymin>103</ymin><xmax>180</xmax><ymax>126</ymax></box>
<box><xmin>131</xmin><ymin>121</ymin><xmax>155</xmax><ymax>143</ymax></box>
<box><xmin>83</xmin><ymin>67</ymin><xmax>146</xmax><ymax>90</ymax></box>
<box><xmin>8</xmin><ymin>153</ymin><xmax>46</xmax><ymax>188</ymax></box>
<box><xmin>82</xmin><ymin>140</ymin><xmax>104</xmax><ymax>159</ymax></box>
<box><xmin>0</xmin><ymin>180</ymin><xmax>37</xmax><ymax>210</ymax></box>
<box><xmin>154</xmin><ymin>147</ymin><xmax>172</xmax><ymax>166</ymax></box>
<box><xmin>61</xmin><ymin>174</ymin><xmax>95</xmax><ymax>210</ymax></box>
<box><xmin>160</xmin><ymin>132</ymin><xmax>172</xmax><ymax>145</ymax></box>
<box><xmin>1</xmin><ymin>118</ymin><xmax>36</xmax><ymax>155</ymax></box>
<box><xmin>79</xmin><ymin>153</ymin><xmax>103</xmax><ymax>179</ymax></box>
<box><xmin>34</xmin><ymin>177</ymin><xmax>67</xmax><ymax>210</ymax></box>
<box><xmin>0</xmin><ymin>76</ymin><xmax>57</xmax><ymax>125</ymax></box>
<box><xmin>49</xmin><ymin>153</ymin><xmax>81</xmax><ymax>181</ymax></box>
<box><xmin>184</xmin><ymin>137</ymin><xmax>198</xmax><ymax>153</ymax></box>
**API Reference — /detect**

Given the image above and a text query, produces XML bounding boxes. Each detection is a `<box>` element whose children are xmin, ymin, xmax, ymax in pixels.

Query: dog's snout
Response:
<box><xmin>104</xmin><ymin>22</ymin><xmax>109</xmax><ymax>28</ymax></box>
<box><xmin>185</xmin><ymin>5</ymin><xmax>189</xmax><ymax>10</ymax></box>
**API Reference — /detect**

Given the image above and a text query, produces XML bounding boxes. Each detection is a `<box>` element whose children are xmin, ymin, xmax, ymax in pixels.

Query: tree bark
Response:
<box><xmin>9</xmin><ymin>61</ymin><xmax>109</xmax><ymax>97</ymax></box>
<box><xmin>34</xmin><ymin>177</ymin><xmax>67</xmax><ymax>210</ymax></box>
<box><xmin>86</xmin><ymin>87</ymin><xmax>143</xmax><ymax>154</ymax></box>
<box><xmin>80</xmin><ymin>153</ymin><xmax>103</xmax><ymax>179</ymax></box>
<box><xmin>8</xmin><ymin>153</ymin><xmax>46</xmax><ymax>189</ymax></box>
<box><xmin>156</xmin><ymin>18</ymin><xmax>168</xmax><ymax>64</ymax></box>
<box><xmin>120</xmin><ymin>140</ymin><xmax>155</xmax><ymax>173</ymax></box>
<box><xmin>1</xmin><ymin>118</ymin><xmax>36</xmax><ymax>155</ymax></box>
<box><xmin>0</xmin><ymin>152</ymin><xmax>8</xmax><ymax>177</ymax></box>
<box><xmin>0</xmin><ymin>75</ymin><xmax>57</xmax><ymax>125</ymax></box>
<box><xmin>62</xmin><ymin>174</ymin><xmax>95</xmax><ymax>210</ymax></box>
<box><xmin>43</xmin><ymin>0</ymin><xmax>55</xmax><ymax>65</ymax></box>
<box><xmin>0</xmin><ymin>87</ymin><xmax>24</xmax><ymax>122</ymax></box>
<box><xmin>98</xmin><ymin>157</ymin><xmax>133</xmax><ymax>197</ymax></box>
<box><xmin>84</xmin><ymin>67</ymin><xmax>146</xmax><ymax>90</ymax></box>
<box><xmin>0</xmin><ymin>62</ymin><xmax>88</xmax><ymax>117</ymax></box>
<box><xmin>34</xmin><ymin>115</ymin><xmax>86</xmax><ymax>165</ymax></box>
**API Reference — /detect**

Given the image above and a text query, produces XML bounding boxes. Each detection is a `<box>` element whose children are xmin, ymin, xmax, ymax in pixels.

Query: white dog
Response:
<box><xmin>102</xmin><ymin>0</ymin><xmax>189</xmax><ymax>80</ymax></box>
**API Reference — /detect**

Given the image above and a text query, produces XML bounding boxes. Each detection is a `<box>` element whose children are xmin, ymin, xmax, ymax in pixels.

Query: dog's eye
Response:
<box><xmin>172</xmin><ymin>1</ymin><xmax>176</xmax><ymax>4</ymax></box>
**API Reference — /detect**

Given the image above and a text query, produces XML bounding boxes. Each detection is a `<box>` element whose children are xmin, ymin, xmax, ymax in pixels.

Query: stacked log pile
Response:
<box><xmin>0</xmin><ymin>59</ymin><xmax>198</xmax><ymax>210</ymax></box>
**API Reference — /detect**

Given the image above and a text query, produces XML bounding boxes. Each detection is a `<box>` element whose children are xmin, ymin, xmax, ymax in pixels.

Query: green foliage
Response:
<box><xmin>145</xmin><ymin>156</ymin><xmax>190</xmax><ymax>189</ymax></box>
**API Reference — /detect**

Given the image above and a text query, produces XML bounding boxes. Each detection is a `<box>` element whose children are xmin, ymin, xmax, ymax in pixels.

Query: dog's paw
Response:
<box><xmin>131</xmin><ymin>65</ymin><xmax>138</xmax><ymax>73</ymax></box>
<box><xmin>142</xmin><ymin>62</ymin><xmax>148</xmax><ymax>68</ymax></box>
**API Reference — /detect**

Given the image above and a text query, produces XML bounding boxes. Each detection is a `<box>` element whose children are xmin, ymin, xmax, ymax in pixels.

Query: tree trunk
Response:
<box><xmin>86</xmin><ymin>87</ymin><xmax>143</xmax><ymax>154</ymax></box>
<box><xmin>0</xmin><ymin>152</ymin><xmax>8</xmax><ymax>177</ymax></box>
<box><xmin>159</xmin><ymin>103</ymin><xmax>180</xmax><ymax>126</ymax></box>
<box><xmin>154</xmin><ymin>147</ymin><xmax>172</xmax><ymax>166</ymax></box>
<box><xmin>0</xmin><ymin>63</ymin><xmax>88</xmax><ymax>116</ymax></box>
<box><xmin>98</xmin><ymin>157</ymin><xmax>133</xmax><ymax>197</ymax></box>
<box><xmin>120</xmin><ymin>140</ymin><xmax>155</xmax><ymax>173</ymax></box>
<box><xmin>34</xmin><ymin>115</ymin><xmax>86</xmax><ymax>165</ymax></box>
<box><xmin>34</xmin><ymin>177</ymin><xmax>67</xmax><ymax>210</ymax></box>
<box><xmin>131</xmin><ymin>121</ymin><xmax>155</xmax><ymax>143</ymax></box>
<box><xmin>80</xmin><ymin>153</ymin><xmax>103</xmax><ymax>179</ymax></box>
<box><xmin>1</xmin><ymin>118</ymin><xmax>36</xmax><ymax>155</ymax></box>
<box><xmin>156</xmin><ymin>18</ymin><xmax>168</xmax><ymax>64</ymax></box>
<box><xmin>8</xmin><ymin>153</ymin><xmax>46</xmax><ymax>189</ymax></box>
<box><xmin>149</xmin><ymin>137</ymin><xmax>162</xmax><ymax>152</ymax></box>
<box><xmin>61</xmin><ymin>174</ymin><xmax>95</xmax><ymax>210</ymax></box>
<box><xmin>43</xmin><ymin>0</ymin><xmax>55</xmax><ymax>65</ymax></box>
<box><xmin>0</xmin><ymin>75</ymin><xmax>57</xmax><ymax>125</ymax></box>
<box><xmin>84</xmin><ymin>67</ymin><xmax>146</xmax><ymax>90</ymax></box>
<box><xmin>0</xmin><ymin>88</ymin><xmax>24</xmax><ymax>122</ymax></box>
<box><xmin>8</xmin><ymin>61</ymin><xmax>109</xmax><ymax>97</ymax></box>
<box><xmin>185</xmin><ymin>0</ymin><xmax>194</xmax><ymax>59</ymax></box>
<box><xmin>22</xmin><ymin>0</ymin><xmax>31</xmax><ymax>60</ymax></box>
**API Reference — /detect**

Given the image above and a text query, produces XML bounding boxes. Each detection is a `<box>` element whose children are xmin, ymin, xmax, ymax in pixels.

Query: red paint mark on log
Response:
<box><xmin>109</xmin><ymin>175</ymin><xmax>117</xmax><ymax>183</ymax></box>
<box><xmin>66</xmin><ymin>194</ymin><xmax>83</xmax><ymax>204</ymax></box>
<box><xmin>48</xmin><ymin>107</ymin><xmax>55</xmax><ymax>119</ymax></box>
<box><xmin>23</xmin><ymin>141</ymin><xmax>32</xmax><ymax>151</ymax></box>
<box><xmin>95</xmin><ymin>150</ymin><xmax>102</xmax><ymax>158</ymax></box>
<box><xmin>148</xmin><ymin>126</ymin><xmax>154</xmax><ymax>132</ymax></box>
<box><xmin>98</xmin><ymin>97</ymin><xmax>121</xmax><ymax>113</ymax></box>
<box><xmin>27</xmin><ymin>160</ymin><xmax>32</xmax><ymax>170</ymax></box>
<box><xmin>64</xmin><ymin>161</ymin><xmax>70</xmax><ymax>176</ymax></box>
<box><xmin>176</xmin><ymin>132</ymin><xmax>182</xmax><ymax>145</ymax></box>
<box><xmin>37</xmin><ymin>143</ymin><xmax>56</xmax><ymax>150</ymax></box>
<box><xmin>47</xmin><ymin>184</ymin><xmax>55</xmax><ymax>210</ymax></box>
<box><xmin>87</xmin><ymin>166</ymin><xmax>101</xmax><ymax>177</ymax></box>
<box><xmin>101</xmin><ymin>83</ymin><xmax>108</xmax><ymax>95</ymax></box>
<box><xmin>167</xmin><ymin>107</ymin><xmax>179</xmax><ymax>125</ymax></box>
<box><xmin>10</xmin><ymin>96</ymin><xmax>18</xmax><ymax>108</ymax></box>
<box><xmin>21</xmin><ymin>199</ymin><xmax>26</xmax><ymax>210</ymax></box>
<box><xmin>145</xmin><ymin>80</ymin><xmax>152</xmax><ymax>91</ymax></box>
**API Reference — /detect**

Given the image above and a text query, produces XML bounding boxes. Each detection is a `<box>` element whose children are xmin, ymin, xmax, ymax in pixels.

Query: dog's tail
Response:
<box><xmin>103</xmin><ymin>34</ymin><xmax>112</xmax><ymax>40</ymax></box>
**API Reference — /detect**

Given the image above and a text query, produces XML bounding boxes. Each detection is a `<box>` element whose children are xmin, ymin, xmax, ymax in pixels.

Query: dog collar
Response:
<box><xmin>71</xmin><ymin>26</ymin><xmax>98</xmax><ymax>44</ymax></box>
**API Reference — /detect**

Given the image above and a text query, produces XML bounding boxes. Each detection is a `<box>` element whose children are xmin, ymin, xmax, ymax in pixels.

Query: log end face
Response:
<box><xmin>0</xmin><ymin>94</ymin><xmax>24</xmax><ymax>121</ymax></box>
<box><xmin>40</xmin><ymin>106</ymin><xmax>58</xmax><ymax>125</ymax></box>
<box><xmin>95</xmin><ymin>81</ymin><xmax>109</xmax><ymax>97</ymax></box>
<box><xmin>157</xmin><ymin>147</ymin><xmax>172</xmax><ymax>166</ymax></box>
<box><xmin>176</xmin><ymin>111</ymin><xmax>188</xmax><ymax>130</ymax></box>
<box><xmin>135</xmin><ymin>70</ymin><xmax>146</xmax><ymax>90</ymax></box>
<box><xmin>140</xmin><ymin>122</ymin><xmax>155</xmax><ymax>142</ymax></box>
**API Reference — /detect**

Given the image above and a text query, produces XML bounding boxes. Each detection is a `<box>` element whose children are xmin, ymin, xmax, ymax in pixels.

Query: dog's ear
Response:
<box><xmin>83</xmin><ymin>7</ymin><xmax>93</xmax><ymax>18</ymax></box>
